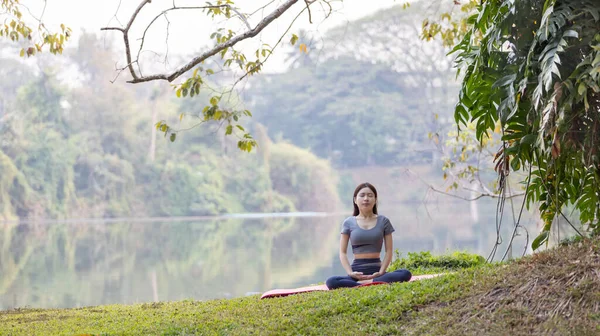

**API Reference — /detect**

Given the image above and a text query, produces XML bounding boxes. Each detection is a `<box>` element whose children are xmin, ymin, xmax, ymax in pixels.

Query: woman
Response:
<box><xmin>325</xmin><ymin>182</ymin><xmax>411</xmax><ymax>289</ymax></box>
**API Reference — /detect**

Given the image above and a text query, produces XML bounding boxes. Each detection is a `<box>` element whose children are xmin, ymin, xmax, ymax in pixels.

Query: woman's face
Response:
<box><xmin>354</xmin><ymin>187</ymin><xmax>376</xmax><ymax>212</ymax></box>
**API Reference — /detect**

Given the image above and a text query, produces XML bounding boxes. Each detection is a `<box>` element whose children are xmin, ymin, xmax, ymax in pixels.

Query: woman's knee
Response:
<box><xmin>325</xmin><ymin>276</ymin><xmax>342</xmax><ymax>289</ymax></box>
<box><xmin>326</xmin><ymin>275</ymin><xmax>358</xmax><ymax>289</ymax></box>
<box><xmin>375</xmin><ymin>268</ymin><xmax>412</xmax><ymax>283</ymax></box>
<box><xmin>393</xmin><ymin>268</ymin><xmax>412</xmax><ymax>282</ymax></box>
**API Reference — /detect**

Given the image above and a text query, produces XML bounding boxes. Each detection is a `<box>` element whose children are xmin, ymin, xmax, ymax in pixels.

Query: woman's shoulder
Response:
<box><xmin>377</xmin><ymin>214</ymin><xmax>390</xmax><ymax>221</ymax></box>
<box><xmin>343</xmin><ymin>216</ymin><xmax>356</xmax><ymax>224</ymax></box>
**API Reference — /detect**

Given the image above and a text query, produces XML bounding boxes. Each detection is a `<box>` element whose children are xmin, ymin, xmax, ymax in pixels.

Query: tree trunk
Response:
<box><xmin>149</xmin><ymin>103</ymin><xmax>158</xmax><ymax>162</ymax></box>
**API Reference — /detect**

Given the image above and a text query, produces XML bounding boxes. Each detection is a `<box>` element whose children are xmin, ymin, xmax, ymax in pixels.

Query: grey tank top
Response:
<box><xmin>340</xmin><ymin>215</ymin><xmax>395</xmax><ymax>254</ymax></box>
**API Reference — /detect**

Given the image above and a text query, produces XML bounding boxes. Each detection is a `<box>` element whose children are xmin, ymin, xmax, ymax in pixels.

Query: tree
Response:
<box><xmin>430</xmin><ymin>0</ymin><xmax>600</xmax><ymax>249</ymax></box>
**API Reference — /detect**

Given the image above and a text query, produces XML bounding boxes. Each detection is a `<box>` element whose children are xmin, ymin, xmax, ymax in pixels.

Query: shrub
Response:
<box><xmin>389</xmin><ymin>250</ymin><xmax>486</xmax><ymax>274</ymax></box>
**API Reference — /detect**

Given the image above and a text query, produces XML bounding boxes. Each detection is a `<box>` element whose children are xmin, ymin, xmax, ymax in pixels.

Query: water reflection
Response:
<box><xmin>1</xmin><ymin>203</ymin><xmax>538</xmax><ymax>310</ymax></box>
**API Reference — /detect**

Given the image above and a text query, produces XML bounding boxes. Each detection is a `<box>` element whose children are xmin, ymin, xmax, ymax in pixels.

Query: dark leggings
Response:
<box><xmin>326</xmin><ymin>258</ymin><xmax>412</xmax><ymax>289</ymax></box>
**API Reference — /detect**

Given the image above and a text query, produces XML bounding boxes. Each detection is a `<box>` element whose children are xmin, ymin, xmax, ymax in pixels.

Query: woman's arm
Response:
<box><xmin>339</xmin><ymin>233</ymin><xmax>353</xmax><ymax>275</ymax></box>
<box><xmin>379</xmin><ymin>233</ymin><xmax>394</xmax><ymax>274</ymax></box>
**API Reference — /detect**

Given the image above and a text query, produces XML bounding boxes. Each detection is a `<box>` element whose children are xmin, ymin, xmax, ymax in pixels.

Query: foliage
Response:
<box><xmin>2</xmin><ymin>237</ymin><xmax>599</xmax><ymax>335</ymax></box>
<box><xmin>0</xmin><ymin>33</ymin><xmax>341</xmax><ymax>220</ymax></box>
<box><xmin>248</xmin><ymin>2</ymin><xmax>461</xmax><ymax>168</ymax></box>
<box><xmin>248</xmin><ymin>57</ymin><xmax>438</xmax><ymax>168</ymax></box>
<box><xmin>389</xmin><ymin>250</ymin><xmax>486</xmax><ymax>275</ymax></box>
<box><xmin>0</xmin><ymin>0</ymin><xmax>71</xmax><ymax>56</ymax></box>
<box><xmin>419</xmin><ymin>0</ymin><xmax>480</xmax><ymax>47</ymax></box>
<box><xmin>269</xmin><ymin>142</ymin><xmax>341</xmax><ymax>212</ymax></box>
<box><xmin>447</xmin><ymin>0</ymin><xmax>600</xmax><ymax>249</ymax></box>
<box><xmin>1</xmin><ymin>1</ymin><xmax>339</xmax><ymax>152</ymax></box>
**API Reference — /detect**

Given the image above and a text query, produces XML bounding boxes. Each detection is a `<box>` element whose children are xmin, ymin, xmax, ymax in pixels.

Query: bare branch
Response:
<box><xmin>101</xmin><ymin>0</ymin><xmax>152</xmax><ymax>80</ymax></box>
<box><xmin>109</xmin><ymin>66</ymin><xmax>127</xmax><ymax>84</ymax></box>
<box><xmin>428</xmin><ymin>186</ymin><xmax>525</xmax><ymax>201</ymax></box>
<box><xmin>109</xmin><ymin>59</ymin><xmax>138</xmax><ymax>84</ymax></box>
<box><xmin>134</xmin><ymin>5</ymin><xmax>231</xmax><ymax>67</ymax></box>
<box><xmin>105</xmin><ymin>0</ymin><xmax>124</xmax><ymax>29</ymax></box>
<box><xmin>229</xmin><ymin>3</ymin><xmax>308</xmax><ymax>92</ymax></box>
<box><xmin>304</xmin><ymin>0</ymin><xmax>315</xmax><ymax>23</ymax></box>
<box><xmin>248</xmin><ymin>0</ymin><xmax>277</xmax><ymax>18</ymax></box>
<box><xmin>404</xmin><ymin>167</ymin><xmax>524</xmax><ymax>202</ymax></box>
<box><xmin>101</xmin><ymin>27</ymin><xmax>124</xmax><ymax>32</ymax></box>
<box><xmin>319</xmin><ymin>0</ymin><xmax>333</xmax><ymax>19</ymax></box>
<box><xmin>163</xmin><ymin>14</ymin><xmax>171</xmax><ymax>68</ymax></box>
<box><xmin>102</xmin><ymin>0</ymin><xmax>301</xmax><ymax>84</ymax></box>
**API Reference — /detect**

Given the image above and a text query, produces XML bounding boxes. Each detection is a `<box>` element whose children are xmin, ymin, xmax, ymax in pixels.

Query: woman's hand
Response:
<box><xmin>369</xmin><ymin>271</ymin><xmax>385</xmax><ymax>279</ymax></box>
<box><xmin>348</xmin><ymin>271</ymin><xmax>369</xmax><ymax>280</ymax></box>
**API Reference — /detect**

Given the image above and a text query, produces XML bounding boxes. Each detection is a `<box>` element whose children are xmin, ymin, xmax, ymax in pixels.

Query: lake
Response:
<box><xmin>0</xmin><ymin>202</ymin><xmax>538</xmax><ymax>310</ymax></box>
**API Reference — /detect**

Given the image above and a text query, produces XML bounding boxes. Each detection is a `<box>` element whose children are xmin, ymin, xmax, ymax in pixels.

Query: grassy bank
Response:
<box><xmin>1</xmin><ymin>239</ymin><xmax>599</xmax><ymax>335</ymax></box>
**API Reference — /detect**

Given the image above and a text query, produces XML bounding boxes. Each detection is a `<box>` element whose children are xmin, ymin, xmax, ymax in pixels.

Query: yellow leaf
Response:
<box><xmin>299</xmin><ymin>43</ymin><xmax>308</xmax><ymax>53</ymax></box>
<box><xmin>179</xmin><ymin>113</ymin><xmax>184</xmax><ymax>121</ymax></box>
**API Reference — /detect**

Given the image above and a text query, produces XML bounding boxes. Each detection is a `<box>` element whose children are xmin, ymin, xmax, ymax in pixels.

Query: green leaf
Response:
<box><xmin>520</xmin><ymin>134</ymin><xmax>537</xmax><ymax>145</ymax></box>
<box><xmin>532</xmin><ymin>230</ymin><xmax>550</xmax><ymax>250</ymax></box>
<box><xmin>563</xmin><ymin>30</ymin><xmax>578</xmax><ymax>38</ymax></box>
<box><xmin>578</xmin><ymin>83</ymin><xmax>587</xmax><ymax>96</ymax></box>
<box><xmin>504</xmin><ymin>145</ymin><xmax>520</xmax><ymax>155</ymax></box>
<box><xmin>225</xmin><ymin>125</ymin><xmax>233</xmax><ymax>135</ymax></box>
<box><xmin>290</xmin><ymin>34</ymin><xmax>298</xmax><ymax>46</ymax></box>
<box><xmin>492</xmin><ymin>74</ymin><xmax>517</xmax><ymax>89</ymax></box>
<box><xmin>170</xmin><ymin>133</ymin><xmax>176</xmax><ymax>142</ymax></box>
<box><xmin>510</xmin><ymin>156</ymin><xmax>521</xmax><ymax>171</ymax></box>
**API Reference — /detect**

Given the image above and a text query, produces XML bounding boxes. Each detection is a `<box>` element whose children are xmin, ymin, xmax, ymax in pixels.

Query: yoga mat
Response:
<box><xmin>260</xmin><ymin>274</ymin><xmax>443</xmax><ymax>299</ymax></box>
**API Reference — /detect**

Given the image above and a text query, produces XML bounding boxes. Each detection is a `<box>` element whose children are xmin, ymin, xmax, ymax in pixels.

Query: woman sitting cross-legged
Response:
<box><xmin>325</xmin><ymin>182</ymin><xmax>411</xmax><ymax>289</ymax></box>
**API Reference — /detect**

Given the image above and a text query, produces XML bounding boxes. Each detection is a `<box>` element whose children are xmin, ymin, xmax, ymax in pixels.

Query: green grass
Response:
<box><xmin>2</xmin><ymin>239</ymin><xmax>599</xmax><ymax>335</ymax></box>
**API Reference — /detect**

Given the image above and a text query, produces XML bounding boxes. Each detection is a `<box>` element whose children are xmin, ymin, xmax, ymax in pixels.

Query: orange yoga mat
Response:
<box><xmin>260</xmin><ymin>274</ymin><xmax>443</xmax><ymax>299</ymax></box>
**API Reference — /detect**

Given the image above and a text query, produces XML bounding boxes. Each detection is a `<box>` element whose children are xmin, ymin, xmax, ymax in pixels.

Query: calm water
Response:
<box><xmin>0</xmin><ymin>202</ymin><xmax>538</xmax><ymax>310</ymax></box>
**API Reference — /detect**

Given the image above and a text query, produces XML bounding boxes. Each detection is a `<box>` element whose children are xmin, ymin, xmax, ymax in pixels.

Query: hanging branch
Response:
<box><xmin>100</xmin><ymin>0</ymin><xmax>301</xmax><ymax>84</ymax></box>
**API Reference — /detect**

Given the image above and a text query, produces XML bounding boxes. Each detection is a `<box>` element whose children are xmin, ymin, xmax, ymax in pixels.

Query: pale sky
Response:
<box><xmin>23</xmin><ymin>0</ymin><xmax>407</xmax><ymax>76</ymax></box>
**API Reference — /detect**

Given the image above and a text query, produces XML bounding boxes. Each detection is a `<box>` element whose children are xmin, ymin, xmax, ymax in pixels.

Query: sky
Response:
<box><xmin>20</xmin><ymin>0</ymin><xmax>409</xmax><ymax>76</ymax></box>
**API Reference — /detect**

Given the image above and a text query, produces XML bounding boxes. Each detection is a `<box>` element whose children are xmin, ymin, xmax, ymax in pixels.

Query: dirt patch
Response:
<box><xmin>399</xmin><ymin>238</ymin><xmax>600</xmax><ymax>335</ymax></box>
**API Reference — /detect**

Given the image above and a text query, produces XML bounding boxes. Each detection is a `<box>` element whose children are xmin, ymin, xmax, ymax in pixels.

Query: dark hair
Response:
<box><xmin>353</xmin><ymin>182</ymin><xmax>378</xmax><ymax>216</ymax></box>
